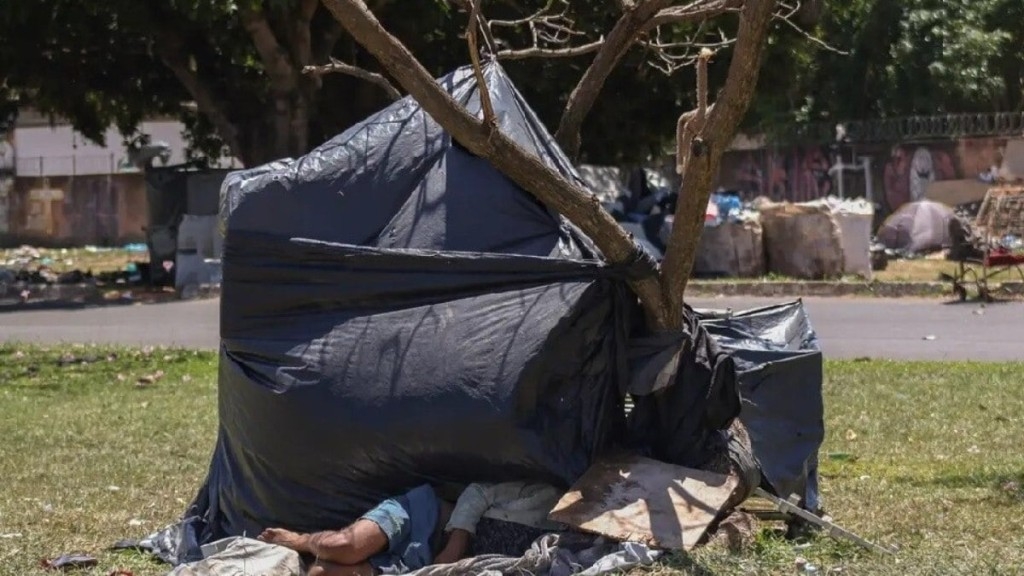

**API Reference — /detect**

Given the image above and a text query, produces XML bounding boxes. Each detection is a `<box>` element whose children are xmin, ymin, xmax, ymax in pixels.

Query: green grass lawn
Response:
<box><xmin>1</xmin><ymin>346</ymin><xmax>1022</xmax><ymax>575</ymax></box>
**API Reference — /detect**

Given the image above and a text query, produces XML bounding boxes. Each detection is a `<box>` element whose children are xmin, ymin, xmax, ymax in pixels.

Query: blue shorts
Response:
<box><xmin>360</xmin><ymin>484</ymin><xmax>441</xmax><ymax>574</ymax></box>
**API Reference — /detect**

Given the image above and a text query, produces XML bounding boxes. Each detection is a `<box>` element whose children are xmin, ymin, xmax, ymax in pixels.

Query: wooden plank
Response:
<box><xmin>548</xmin><ymin>453</ymin><xmax>738</xmax><ymax>551</ymax></box>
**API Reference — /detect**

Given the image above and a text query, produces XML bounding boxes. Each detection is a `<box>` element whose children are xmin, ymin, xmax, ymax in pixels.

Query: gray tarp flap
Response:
<box><xmin>697</xmin><ymin>301</ymin><xmax>824</xmax><ymax>511</ymax></box>
<box><xmin>625</xmin><ymin>310</ymin><xmax>741</xmax><ymax>469</ymax></box>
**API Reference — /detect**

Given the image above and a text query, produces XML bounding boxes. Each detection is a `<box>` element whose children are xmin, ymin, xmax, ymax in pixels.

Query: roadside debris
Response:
<box><xmin>40</xmin><ymin>554</ymin><xmax>98</xmax><ymax>571</ymax></box>
<box><xmin>135</xmin><ymin>370</ymin><xmax>165</xmax><ymax>388</ymax></box>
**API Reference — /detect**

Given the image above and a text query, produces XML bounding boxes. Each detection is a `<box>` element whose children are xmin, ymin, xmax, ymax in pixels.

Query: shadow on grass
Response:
<box><xmin>894</xmin><ymin>472</ymin><xmax>1024</xmax><ymax>504</ymax></box>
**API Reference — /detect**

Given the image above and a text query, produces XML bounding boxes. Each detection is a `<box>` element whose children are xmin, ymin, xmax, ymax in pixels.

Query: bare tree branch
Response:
<box><xmin>641</xmin><ymin>22</ymin><xmax>734</xmax><ymax>75</ymax></box>
<box><xmin>773</xmin><ymin>3</ymin><xmax>848</xmax><ymax>54</ymax></box>
<box><xmin>321</xmin><ymin>0</ymin><xmax>670</xmax><ymax>329</ymax></box>
<box><xmin>465</xmin><ymin>0</ymin><xmax>497</xmax><ymax>125</ymax></box>
<box><xmin>496</xmin><ymin>39</ymin><xmax>604</xmax><ymax>60</ymax></box>
<box><xmin>239</xmin><ymin>6</ymin><xmax>299</xmax><ymax>91</ymax></box>
<box><xmin>303</xmin><ymin>57</ymin><xmax>401</xmax><ymax>100</ymax></box>
<box><xmin>554</xmin><ymin>0</ymin><xmax>674</xmax><ymax>158</ymax></box>
<box><xmin>660</xmin><ymin>0</ymin><xmax>777</xmax><ymax>316</ymax></box>
<box><xmin>673</xmin><ymin>49</ymin><xmax>711</xmax><ymax>172</ymax></box>
<box><xmin>486</xmin><ymin>0</ymin><xmax>597</xmax><ymax>56</ymax></box>
<box><xmin>488</xmin><ymin>0</ymin><xmax>739</xmax><ymax>158</ymax></box>
<box><xmin>645</xmin><ymin>0</ymin><xmax>742</xmax><ymax>29</ymax></box>
<box><xmin>486</xmin><ymin>0</ymin><xmax>604</xmax><ymax>62</ymax></box>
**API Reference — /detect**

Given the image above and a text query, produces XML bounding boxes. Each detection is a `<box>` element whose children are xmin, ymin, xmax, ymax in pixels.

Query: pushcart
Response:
<box><xmin>948</xmin><ymin>247</ymin><xmax>1024</xmax><ymax>302</ymax></box>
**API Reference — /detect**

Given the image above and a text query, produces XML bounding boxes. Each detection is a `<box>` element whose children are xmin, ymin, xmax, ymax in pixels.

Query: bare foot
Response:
<box><xmin>258</xmin><ymin>527</ymin><xmax>309</xmax><ymax>551</ymax></box>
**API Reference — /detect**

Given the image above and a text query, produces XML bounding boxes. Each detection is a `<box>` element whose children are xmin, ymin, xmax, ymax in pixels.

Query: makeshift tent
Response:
<box><xmin>132</xmin><ymin>63</ymin><xmax>824</xmax><ymax>568</ymax></box>
<box><xmin>877</xmin><ymin>199</ymin><xmax>955</xmax><ymax>254</ymax></box>
<box><xmin>133</xmin><ymin>63</ymin><xmax>755</xmax><ymax>565</ymax></box>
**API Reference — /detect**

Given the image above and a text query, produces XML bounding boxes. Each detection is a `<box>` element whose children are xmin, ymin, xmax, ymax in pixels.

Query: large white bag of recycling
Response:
<box><xmin>760</xmin><ymin>202</ymin><xmax>845</xmax><ymax>279</ymax></box>
<box><xmin>694</xmin><ymin>218</ymin><xmax>766</xmax><ymax>278</ymax></box>
<box><xmin>830</xmin><ymin>200</ymin><xmax>873</xmax><ymax>278</ymax></box>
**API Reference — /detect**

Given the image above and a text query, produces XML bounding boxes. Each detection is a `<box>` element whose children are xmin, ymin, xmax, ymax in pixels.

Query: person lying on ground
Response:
<box><xmin>258</xmin><ymin>481</ymin><xmax>563</xmax><ymax>576</ymax></box>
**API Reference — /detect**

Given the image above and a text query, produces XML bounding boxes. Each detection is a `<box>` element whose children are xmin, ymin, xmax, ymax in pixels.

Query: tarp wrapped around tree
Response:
<box><xmin>135</xmin><ymin>62</ymin><xmax>823</xmax><ymax>565</ymax></box>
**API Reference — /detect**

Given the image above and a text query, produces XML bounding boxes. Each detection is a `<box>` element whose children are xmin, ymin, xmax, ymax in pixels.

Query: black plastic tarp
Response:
<box><xmin>136</xmin><ymin>62</ymin><xmax>822</xmax><ymax>566</ymax></box>
<box><xmin>625</xmin><ymin>309</ymin><xmax>741</xmax><ymax>468</ymax></box>
<box><xmin>698</xmin><ymin>301</ymin><xmax>824</xmax><ymax>511</ymax></box>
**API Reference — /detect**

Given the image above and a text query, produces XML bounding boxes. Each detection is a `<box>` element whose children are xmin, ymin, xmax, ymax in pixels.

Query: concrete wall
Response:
<box><xmin>1</xmin><ymin>174</ymin><xmax>147</xmax><ymax>246</ymax></box>
<box><xmin>0</xmin><ymin>114</ymin><xmax>240</xmax><ymax>247</ymax></box>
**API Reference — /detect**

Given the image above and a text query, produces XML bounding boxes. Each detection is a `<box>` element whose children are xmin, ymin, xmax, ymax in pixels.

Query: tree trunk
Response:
<box><xmin>232</xmin><ymin>91</ymin><xmax>312</xmax><ymax>166</ymax></box>
<box><xmin>659</xmin><ymin>0</ymin><xmax>776</xmax><ymax>321</ymax></box>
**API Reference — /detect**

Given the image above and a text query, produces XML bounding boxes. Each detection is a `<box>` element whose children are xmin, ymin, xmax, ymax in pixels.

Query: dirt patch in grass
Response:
<box><xmin>1</xmin><ymin>348</ymin><xmax>1022</xmax><ymax>575</ymax></box>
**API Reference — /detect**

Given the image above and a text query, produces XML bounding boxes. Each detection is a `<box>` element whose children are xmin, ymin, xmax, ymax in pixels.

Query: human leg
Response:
<box><xmin>258</xmin><ymin>519</ymin><xmax>388</xmax><ymax>566</ymax></box>
<box><xmin>259</xmin><ymin>484</ymin><xmax>443</xmax><ymax>572</ymax></box>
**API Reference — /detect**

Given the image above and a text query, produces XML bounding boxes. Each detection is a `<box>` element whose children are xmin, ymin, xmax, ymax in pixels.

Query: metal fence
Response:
<box><xmin>14</xmin><ymin>154</ymin><xmax>243</xmax><ymax>177</ymax></box>
<box><xmin>772</xmin><ymin>112</ymin><xmax>1024</xmax><ymax>145</ymax></box>
<box><xmin>15</xmin><ymin>154</ymin><xmax>134</xmax><ymax>177</ymax></box>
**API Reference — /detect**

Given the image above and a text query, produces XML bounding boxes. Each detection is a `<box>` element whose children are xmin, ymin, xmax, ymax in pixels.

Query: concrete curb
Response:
<box><xmin>0</xmin><ymin>282</ymin><xmax>223</xmax><ymax>311</ymax></box>
<box><xmin>686</xmin><ymin>280</ymin><xmax>1024</xmax><ymax>299</ymax></box>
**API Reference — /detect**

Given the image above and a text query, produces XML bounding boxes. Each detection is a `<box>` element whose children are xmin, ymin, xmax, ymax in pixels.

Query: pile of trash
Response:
<box><xmin>0</xmin><ymin>244</ymin><xmax>157</xmax><ymax>304</ymax></box>
<box><xmin>594</xmin><ymin>180</ymin><xmax>876</xmax><ymax>280</ymax></box>
<box><xmin>771</xmin><ymin>196</ymin><xmax>874</xmax><ymax>279</ymax></box>
<box><xmin>1</xmin><ymin>245</ymin><xmax>95</xmax><ymax>286</ymax></box>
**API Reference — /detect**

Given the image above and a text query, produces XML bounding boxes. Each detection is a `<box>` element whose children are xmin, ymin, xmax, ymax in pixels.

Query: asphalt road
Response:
<box><xmin>2</xmin><ymin>296</ymin><xmax>1022</xmax><ymax>360</ymax></box>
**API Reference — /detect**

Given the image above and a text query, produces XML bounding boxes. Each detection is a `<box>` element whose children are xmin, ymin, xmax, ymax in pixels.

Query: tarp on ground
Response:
<box><xmin>697</xmin><ymin>301</ymin><xmax>823</xmax><ymax>511</ymax></box>
<box><xmin>876</xmin><ymin>199</ymin><xmax>954</xmax><ymax>254</ymax></box>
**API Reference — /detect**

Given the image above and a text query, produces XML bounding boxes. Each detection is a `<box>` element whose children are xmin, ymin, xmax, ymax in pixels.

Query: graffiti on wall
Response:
<box><xmin>882</xmin><ymin>145</ymin><xmax>957</xmax><ymax>210</ymax></box>
<box><xmin>718</xmin><ymin>136</ymin><xmax>1017</xmax><ymax>215</ymax></box>
<box><xmin>728</xmin><ymin>146</ymin><xmax>834</xmax><ymax>203</ymax></box>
